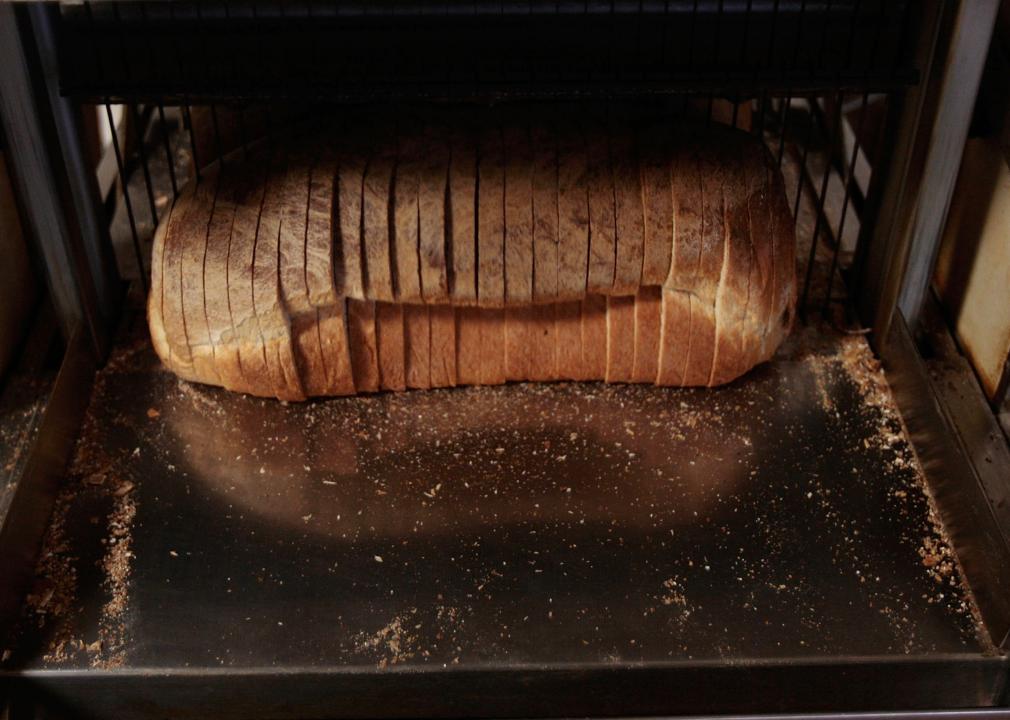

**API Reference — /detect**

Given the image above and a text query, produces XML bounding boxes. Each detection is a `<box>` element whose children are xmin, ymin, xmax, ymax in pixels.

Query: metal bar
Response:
<box><xmin>0</xmin><ymin>3</ymin><xmax>116</xmax><ymax>357</ymax></box>
<box><xmin>157</xmin><ymin>103</ymin><xmax>179</xmax><ymax>198</ymax></box>
<box><xmin>799</xmin><ymin>94</ymin><xmax>844</xmax><ymax>316</ymax></box>
<box><xmin>105</xmin><ymin>102</ymin><xmax>147</xmax><ymax>289</ymax></box>
<box><xmin>129</xmin><ymin>102</ymin><xmax>159</xmax><ymax>225</ymax></box>
<box><xmin>896</xmin><ymin>0</ymin><xmax>1000</xmax><ymax>332</ymax></box>
<box><xmin>822</xmin><ymin>92</ymin><xmax>869</xmax><ymax>319</ymax></box>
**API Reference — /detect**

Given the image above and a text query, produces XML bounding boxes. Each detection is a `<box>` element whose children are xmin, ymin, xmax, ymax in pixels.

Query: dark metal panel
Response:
<box><xmin>0</xmin><ymin>4</ymin><xmax>118</xmax><ymax>358</ymax></box>
<box><xmin>881</xmin><ymin>308</ymin><xmax>1010</xmax><ymax>651</ymax></box>
<box><xmin>850</xmin><ymin>0</ymin><xmax>947</xmax><ymax>344</ymax></box>
<box><xmin>896</xmin><ymin>0</ymin><xmax>1001</xmax><ymax>333</ymax></box>
<box><xmin>55</xmin><ymin>0</ymin><xmax>920</xmax><ymax>103</ymax></box>
<box><xmin>9</xmin><ymin>657</ymin><xmax>1009</xmax><ymax>719</ymax></box>
<box><xmin>0</xmin><ymin>328</ymin><xmax>96</xmax><ymax>648</ymax></box>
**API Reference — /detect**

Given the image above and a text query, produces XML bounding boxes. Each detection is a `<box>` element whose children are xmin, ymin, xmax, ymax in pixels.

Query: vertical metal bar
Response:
<box><xmin>776</xmin><ymin>94</ymin><xmax>792</xmax><ymax>167</ymax></box>
<box><xmin>129</xmin><ymin>103</ymin><xmax>159</xmax><ymax>225</ymax></box>
<box><xmin>791</xmin><ymin>97</ymin><xmax>814</xmax><ymax>219</ymax></box>
<box><xmin>105</xmin><ymin>103</ymin><xmax>147</xmax><ymax>290</ymax></box>
<box><xmin>822</xmin><ymin>91</ymin><xmax>870</xmax><ymax>319</ymax></box>
<box><xmin>0</xmin><ymin>3</ymin><xmax>117</xmax><ymax>355</ymax></box>
<box><xmin>157</xmin><ymin>104</ymin><xmax>179</xmax><ymax>198</ymax></box>
<box><xmin>183</xmin><ymin>104</ymin><xmax>201</xmax><ymax>182</ymax></box>
<box><xmin>897</xmin><ymin>0</ymin><xmax>999</xmax><ymax>331</ymax></box>
<box><xmin>799</xmin><ymin>93</ymin><xmax>844</xmax><ymax>316</ymax></box>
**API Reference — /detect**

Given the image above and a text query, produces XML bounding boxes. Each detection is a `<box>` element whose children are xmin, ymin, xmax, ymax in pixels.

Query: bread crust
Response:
<box><xmin>376</xmin><ymin>301</ymin><xmax>406</xmax><ymax>391</ymax></box>
<box><xmin>585</xmin><ymin>122</ymin><xmax>617</xmax><ymax>295</ymax></box>
<box><xmin>418</xmin><ymin>123</ymin><xmax>450</xmax><ymax>302</ymax></box>
<box><xmin>631</xmin><ymin>286</ymin><xmax>661</xmax><ymax>384</ymax></box>
<box><xmin>503</xmin><ymin>119</ymin><xmax>534</xmax><ymax>305</ymax></box>
<box><xmin>363</xmin><ymin>129</ymin><xmax>396</xmax><ymax>302</ymax></box>
<box><xmin>477</xmin><ymin>121</ymin><xmax>506</xmax><ymax>307</ymax></box>
<box><xmin>428</xmin><ymin>304</ymin><xmax>457</xmax><ymax>387</ymax></box>
<box><xmin>605</xmin><ymin>294</ymin><xmax>636</xmax><ymax>382</ymax></box>
<box><xmin>557</xmin><ymin>121</ymin><xmax>590</xmax><ymax>301</ymax></box>
<box><xmin>531</xmin><ymin>121</ymin><xmax>559</xmax><ymax>301</ymax></box>
<box><xmin>448</xmin><ymin>120</ymin><xmax>478</xmax><ymax>304</ymax></box>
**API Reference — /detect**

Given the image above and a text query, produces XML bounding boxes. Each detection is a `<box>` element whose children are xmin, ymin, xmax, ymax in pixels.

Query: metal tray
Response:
<box><xmin>0</xmin><ymin>309</ymin><xmax>1004</xmax><ymax>718</ymax></box>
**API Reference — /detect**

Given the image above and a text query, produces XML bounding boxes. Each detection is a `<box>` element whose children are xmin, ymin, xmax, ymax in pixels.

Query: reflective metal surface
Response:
<box><xmin>1</xmin><ymin>319</ymin><xmax>1004</xmax><ymax>717</ymax></box>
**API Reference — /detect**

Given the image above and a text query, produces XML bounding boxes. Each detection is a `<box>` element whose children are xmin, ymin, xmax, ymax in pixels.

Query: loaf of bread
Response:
<box><xmin>149</xmin><ymin>115</ymin><xmax>795</xmax><ymax>400</ymax></box>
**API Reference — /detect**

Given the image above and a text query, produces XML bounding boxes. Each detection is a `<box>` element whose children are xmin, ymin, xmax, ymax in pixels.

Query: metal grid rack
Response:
<box><xmin>1</xmin><ymin>1</ymin><xmax>1009</xmax><ymax>718</ymax></box>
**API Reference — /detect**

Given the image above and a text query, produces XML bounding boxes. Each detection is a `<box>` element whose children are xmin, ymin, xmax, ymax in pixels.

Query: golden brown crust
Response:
<box><xmin>611</xmin><ymin>128</ymin><xmax>644</xmax><ymax>295</ymax></box>
<box><xmin>557</xmin><ymin>122</ymin><xmax>590</xmax><ymax>301</ymax></box>
<box><xmin>631</xmin><ymin>286</ymin><xmax>661</xmax><ymax>384</ymax></box>
<box><xmin>503</xmin><ymin>120</ymin><xmax>534</xmax><ymax>305</ymax></box>
<box><xmin>477</xmin><ymin>122</ymin><xmax>506</xmax><ymax>306</ymax></box>
<box><xmin>605</xmin><ymin>294</ymin><xmax>635</xmax><ymax>382</ymax></box>
<box><xmin>448</xmin><ymin>121</ymin><xmax>478</xmax><ymax>304</ymax></box>
<box><xmin>428</xmin><ymin>304</ymin><xmax>457</xmax><ymax>388</ymax></box>
<box><xmin>554</xmin><ymin>301</ymin><xmax>583</xmax><ymax>381</ymax></box>
<box><xmin>393</xmin><ymin>124</ymin><xmax>423</xmax><ymax>302</ymax></box>
<box><xmin>404</xmin><ymin>303</ymin><xmax>430</xmax><ymax>389</ymax></box>
<box><xmin>418</xmin><ymin>123</ymin><xmax>450</xmax><ymax>302</ymax></box>
<box><xmin>376</xmin><ymin>302</ymin><xmax>406</xmax><ymax>391</ymax></box>
<box><xmin>363</xmin><ymin>129</ymin><xmax>396</xmax><ymax>302</ymax></box>
<box><xmin>640</xmin><ymin>122</ymin><xmax>674</xmax><ymax>286</ymax></box>
<box><xmin>504</xmin><ymin>305</ymin><xmax>534</xmax><ymax>382</ymax></box>
<box><xmin>531</xmin><ymin>121</ymin><xmax>559</xmax><ymax>302</ymax></box>
<box><xmin>585</xmin><ymin>122</ymin><xmax>617</xmax><ymax>295</ymax></box>
<box><xmin>580</xmin><ymin>294</ymin><xmax>607</xmax><ymax>380</ymax></box>
<box><xmin>347</xmin><ymin>298</ymin><xmax>380</xmax><ymax>393</ymax></box>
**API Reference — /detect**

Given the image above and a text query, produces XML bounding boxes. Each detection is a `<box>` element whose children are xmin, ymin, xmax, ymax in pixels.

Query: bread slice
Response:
<box><xmin>710</xmin><ymin>133</ymin><xmax>753</xmax><ymax>386</ymax></box>
<box><xmin>456</xmin><ymin>305</ymin><xmax>482</xmax><ymax>385</ymax></box>
<box><xmin>640</xmin><ymin>122</ymin><xmax>674</xmax><ymax>286</ymax></box>
<box><xmin>448</xmin><ymin>120</ymin><xmax>477</xmax><ymax>304</ymax></box>
<box><xmin>393</xmin><ymin>124</ymin><xmax>422</xmax><ymax>302</ymax></box>
<box><xmin>418</xmin><ymin>123</ymin><xmax>450</xmax><ymax>302</ymax></box>
<box><xmin>682</xmin><ymin>131</ymin><xmax>725</xmax><ymax>387</ymax></box>
<box><xmin>585</xmin><ymin>122</ymin><xmax>617</xmax><ymax>295</ymax></box>
<box><xmin>528</xmin><ymin>303</ymin><xmax>557</xmax><ymax>382</ymax></box>
<box><xmin>503</xmin><ymin>119</ymin><xmax>534</xmax><ymax>305</ymax></box>
<box><xmin>347</xmin><ymin>298</ymin><xmax>380</xmax><ymax>393</ymax></box>
<box><xmin>254</xmin><ymin>146</ymin><xmax>305</xmax><ymax>400</ymax></box>
<box><xmin>504</xmin><ymin>306</ymin><xmax>534</xmax><ymax>382</ymax></box>
<box><xmin>363</xmin><ymin>128</ymin><xmax>396</xmax><ymax>302</ymax></box>
<box><xmin>428</xmin><ymin>304</ymin><xmax>457</xmax><ymax>387</ymax></box>
<box><xmin>631</xmin><ymin>286</ymin><xmax>661</xmax><ymax>383</ymax></box>
<box><xmin>656</xmin><ymin>288</ymin><xmax>691</xmax><ymax>386</ymax></box>
<box><xmin>179</xmin><ymin>166</ymin><xmax>221</xmax><ymax>386</ymax></box>
<box><xmin>554</xmin><ymin>301</ymin><xmax>583</xmax><ymax>381</ymax></box>
<box><xmin>203</xmin><ymin>164</ymin><xmax>242</xmax><ymax>391</ymax></box>
<box><xmin>580</xmin><ymin>294</ymin><xmax>607</xmax><ymax>380</ymax></box>
<box><xmin>611</xmin><ymin>126</ymin><xmax>645</xmax><ymax>295</ymax></box>
<box><xmin>605</xmin><ymin>294</ymin><xmax>635</xmax><ymax>382</ymax></box>
<box><xmin>531</xmin><ymin>121</ymin><xmax>559</xmax><ymax>301</ymax></box>
<box><xmin>336</xmin><ymin>126</ymin><xmax>368</xmax><ymax>300</ymax></box>
<box><xmin>224</xmin><ymin>150</ymin><xmax>271</xmax><ymax>396</ymax></box>
<box><xmin>281</xmin><ymin>147</ymin><xmax>329</xmax><ymax>395</ymax></box>
<box><xmin>557</xmin><ymin>120</ymin><xmax>590</xmax><ymax>301</ymax></box>
<box><xmin>307</xmin><ymin>141</ymin><xmax>355</xmax><ymax>395</ymax></box>
<box><xmin>404</xmin><ymin>303</ymin><xmax>431</xmax><ymax>389</ymax></box>
<box><xmin>376</xmin><ymin>301</ymin><xmax>406</xmax><ymax>391</ymax></box>
<box><xmin>477</xmin><ymin>121</ymin><xmax>505</xmax><ymax>306</ymax></box>
<box><xmin>479</xmin><ymin>307</ymin><xmax>507</xmax><ymax>385</ymax></box>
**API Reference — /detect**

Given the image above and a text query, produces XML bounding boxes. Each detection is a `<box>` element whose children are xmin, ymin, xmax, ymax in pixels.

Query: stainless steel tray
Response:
<box><xmin>0</xmin><ymin>312</ymin><xmax>1003</xmax><ymax>718</ymax></box>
